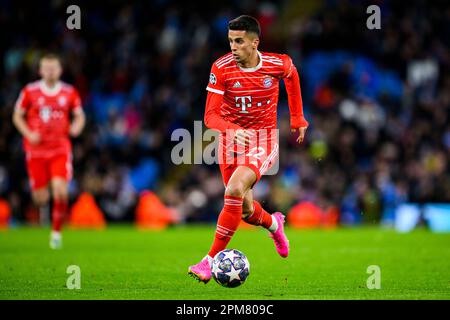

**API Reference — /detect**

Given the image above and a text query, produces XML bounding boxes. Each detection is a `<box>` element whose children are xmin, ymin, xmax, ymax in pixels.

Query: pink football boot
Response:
<box><xmin>269</xmin><ymin>212</ymin><xmax>290</xmax><ymax>258</ymax></box>
<box><xmin>188</xmin><ymin>258</ymin><xmax>211</xmax><ymax>284</ymax></box>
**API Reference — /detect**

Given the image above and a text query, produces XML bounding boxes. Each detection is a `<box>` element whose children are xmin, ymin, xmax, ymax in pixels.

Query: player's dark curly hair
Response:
<box><xmin>228</xmin><ymin>15</ymin><xmax>260</xmax><ymax>37</ymax></box>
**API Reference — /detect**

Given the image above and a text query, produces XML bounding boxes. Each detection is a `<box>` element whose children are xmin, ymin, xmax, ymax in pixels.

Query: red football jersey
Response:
<box><xmin>206</xmin><ymin>51</ymin><xmax>296</xmax><ymax>131</ymax></box>
<box><xmin>15</xmin><ymin>80</ymin><xmax>82</xmax><ymax>157</ymax></box>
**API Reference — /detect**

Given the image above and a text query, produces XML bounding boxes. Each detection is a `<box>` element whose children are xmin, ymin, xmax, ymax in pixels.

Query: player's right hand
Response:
<box><xmin>234</xmin><ymin>129</ymin><xmax>255</xmax><ymax>147</ymax></box>
<box><xmin>27</xmin><ymin>131</ymin><xmax>41</xmax><ymax>145</ymax></box>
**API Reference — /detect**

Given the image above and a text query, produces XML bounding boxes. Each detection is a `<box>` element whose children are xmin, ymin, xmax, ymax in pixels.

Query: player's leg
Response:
<box><xmin>31</xmin><ymin>188</ymin><xmax>51</xmax><ymax>227</ymax></box>
<box><xmin>241</xmin><ymin>189</ymin><xmax>289</xmax><ymax>257</ymax></box>
<box><xmin>26</xmin><ymin>156</ymin><xmax>51</xmax><ymax>224</ymax></box>
<box><xmin>242</xmin><ymin>189</ymin><xmax>275</xmax><ymax>230</ymax></box>
<box><xmin>208</xmin><ymin>165</ymin><xmax>256</xmax><ymax>257</ymax></box>
<box><xmin>241</xmin><ymin>139</ymin><xmax>290</xmax><ymax>257</ymax></box>
<box><xmin>50</xmin><ymin>178</ymin><xmax>69</xmax><ymax>230</ymax></box>
<box><xmin>188</xmin><ymin>166</ymin><xmax>256</xmax><ymax>283</ymax></box>
<box><xmin>49</xmin><ymin>177</ymin><xmax>69</xmax><ymax>249</ymax></box>
<box><xmin>48</xmin><ymin>153</ymin><xmax>72</xmax><ymax>249</ymax></box>
<box><xmin>31</xmin><ymin>188</ymin><xmax>50</xmax><ymax>209</ymax></box>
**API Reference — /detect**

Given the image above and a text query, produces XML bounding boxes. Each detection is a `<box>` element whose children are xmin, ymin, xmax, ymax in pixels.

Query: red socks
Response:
<box><xmin>208</xmin><ymin>195</ymin><xmax>243</xmax><ymax>258</ymax></box>
<box><xmin>244</xmin><ymin>200</ymin><xmax>273</xmax><ymax>229</ymax></box>
<box><xmin>208</xmin><ymin>197</ymin><xmax>275</xmax><ymax>258</ymax></box>
<box><xmin>52</xmin><ymin>199</ymin><xmax>68</xmax><ymax>232</ymax></box>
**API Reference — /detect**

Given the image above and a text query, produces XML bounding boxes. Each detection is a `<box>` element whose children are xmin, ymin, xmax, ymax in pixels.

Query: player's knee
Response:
<box><xmin>53</xmin><ymin>190</ymin><xmax>68</xmax><ymax>202</ymax></box>
<box><xmin>225</xmin><ymin>182</ymin><xmax>246</xmax><ymax>198</ymax></box>
<box><xmin>32</xmin><ymin>192</ymin><xmax>49</xmax><ymax>207</ymax></box>
<box><xmin>51</xmin><ymin>187</ymin><xmax>67</xmax><ymax>202</ymax></box>
<box><xmin>34</xmin><ymin>197</ymin><xmax>48</xmax><ymax>207</ymax></box>
<box><xmin>51</xmin><ymin>181</ymin><xmax>68</xmax><ymax>201</ymax></box>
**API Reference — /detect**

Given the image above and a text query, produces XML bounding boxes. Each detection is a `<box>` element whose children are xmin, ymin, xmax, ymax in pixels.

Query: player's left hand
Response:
<box><xmin>291</xmin><ymin>127</ymin><xmax>307</xmax><ymax>144</ymax></box>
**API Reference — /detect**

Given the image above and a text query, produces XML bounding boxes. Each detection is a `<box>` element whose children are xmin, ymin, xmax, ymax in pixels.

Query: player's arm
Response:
<box><xmin>282</xmin><ymin>56</ymin><xmax>309</xmax><ymax>144</ymax></box>
<box><xmin>204</xmin><ymin>91</ymin><xmax>241</xmax><ymax>132</ymax></box>
<box><xmin>69</xmin><ymin>89</ymin><xmax>85</xmax><ymax>138</ymax></box>
<box><xmin>69</xmin><ymin>107</ymin><xmax>85</xmax><ymax>137</ymax></box>
<box><xmin>204</xmin><ymin>63</ymin><xmax>253</xmax><ymax>146</ymax></box>
<box><xmin>204</xmin><ymin>62</ymin><xmax>242</xmax><ymax>133</ymax></box>
<box><xmin>204</xmin><ymin>92</ymin><xmax>254</xmax><ymax>146</ymax></box>
<box><xmin>12</xmin><ymin>89</ymin><xmax>41</xmax><ymax>144</ymax></box>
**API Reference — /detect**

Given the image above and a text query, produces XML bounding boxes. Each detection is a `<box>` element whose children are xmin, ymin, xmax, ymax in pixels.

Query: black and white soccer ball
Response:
<box><xmin>211</xmin><ymin>249</ymin><xmax>250</xmax><ymax>288</ymax></box>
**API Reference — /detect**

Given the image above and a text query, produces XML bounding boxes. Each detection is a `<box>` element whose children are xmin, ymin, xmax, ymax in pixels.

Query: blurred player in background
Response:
<box><xmin>12</xmin><ymin>53</ymin><xmax>85</xmax><ymax>249</ymax></box>
<box><xmin>188</xmin><ymin>15</ymin><xmax>308</xmax><ymax>283</ymax></box>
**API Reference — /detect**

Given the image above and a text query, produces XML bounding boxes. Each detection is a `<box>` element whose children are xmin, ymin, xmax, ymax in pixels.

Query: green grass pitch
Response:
<box><xmin>0</xmin><ymin>225</ymin><xmax>449</xmax><ymax>299</ymax></box>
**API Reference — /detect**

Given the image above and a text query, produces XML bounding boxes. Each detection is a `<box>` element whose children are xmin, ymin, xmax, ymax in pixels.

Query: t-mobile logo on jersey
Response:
<box><xmin>39</xmin><ymin>106</ymin><xmax>52</xmax><ymax>123</ymax></box>
<box><xmin>39</xmin><ymin>106</ymin><xmax>64</xmax><ymax>123</ymax></box>
<box><xmin>235</xmin><ymin>96</ymin><xmax>252</xmax><ymax>113</ymax></box>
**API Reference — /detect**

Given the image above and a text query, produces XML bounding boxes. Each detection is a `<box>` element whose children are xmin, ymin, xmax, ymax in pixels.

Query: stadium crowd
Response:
<box><xmin>0</xmin><ymin>0</ymin><xmax>448</xmax><ymax>225</ymax></box>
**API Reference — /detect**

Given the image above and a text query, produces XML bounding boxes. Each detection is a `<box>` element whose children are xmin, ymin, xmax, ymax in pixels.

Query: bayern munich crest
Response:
<box><xmin>263</xmin><ymin>77</ymin><xmax>273</xmax><ymax>88</ymax></box>
<box><xmin>58</xmin><ymin>95</ymin><xmax>67</xmax><ymax>106</ymax></box>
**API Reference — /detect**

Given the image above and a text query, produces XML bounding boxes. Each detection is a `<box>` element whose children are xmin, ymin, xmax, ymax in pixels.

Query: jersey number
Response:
<box><xmin>248</xmin><ymin>146</ymin><xmax>266</xmax><ymax>159</ymax></box>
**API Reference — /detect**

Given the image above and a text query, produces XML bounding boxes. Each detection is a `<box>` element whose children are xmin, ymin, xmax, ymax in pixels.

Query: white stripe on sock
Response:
<box><xmin>268</xmin><ymin>215</ymin><xmax>278</xmax><ymax>233</ymax></box>
<box><xmin>205</xmin><ymin>254</ymin><xmax>214</xmax><ymax>266</ymax></box>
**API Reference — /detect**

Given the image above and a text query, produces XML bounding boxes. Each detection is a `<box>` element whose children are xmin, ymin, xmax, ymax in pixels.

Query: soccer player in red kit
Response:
<box><xmin>12</xmin><ymin>53</ymin><xmax>85</xmax><ymax>249</ymax></box>
<box><xmin>188</xmin><ymin>15</ymin><xmax>308</xmax><ymax>282</ymax></box>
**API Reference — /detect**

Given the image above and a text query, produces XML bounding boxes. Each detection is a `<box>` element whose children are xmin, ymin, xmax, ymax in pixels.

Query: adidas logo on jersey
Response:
<box><xmin>233</xmin><ymin>81</ymin><xmax>242</xmax><ymax>88</ymax></box>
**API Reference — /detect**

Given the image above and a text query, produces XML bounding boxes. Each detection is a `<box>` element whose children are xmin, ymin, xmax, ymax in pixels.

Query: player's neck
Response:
<box><xmin>39</xmin><ymin>79</ymin><xmax>62</xmax><ymax>96</ymax></box>
<box><xmin>239</xmin><ymin>51</ymin><xmax>260</xmax><ymax>69</ymax></box>
<box><xmin>42</xmin><ymin>79</ymin><xmax>59</xmax><ymax>88</ymax></box>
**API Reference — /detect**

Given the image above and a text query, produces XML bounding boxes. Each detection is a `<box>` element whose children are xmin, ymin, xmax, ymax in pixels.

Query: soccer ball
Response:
<box><xmin>211</xmin><ymin>249</ymin><xmax>250</xmax><ymax>288</ymax></box>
